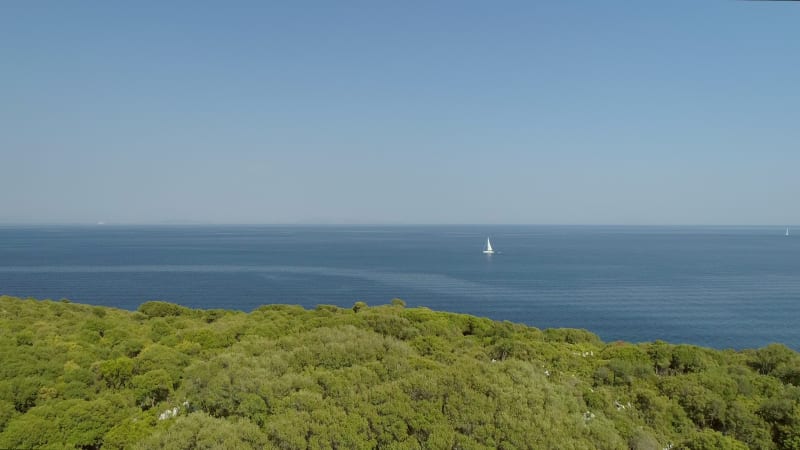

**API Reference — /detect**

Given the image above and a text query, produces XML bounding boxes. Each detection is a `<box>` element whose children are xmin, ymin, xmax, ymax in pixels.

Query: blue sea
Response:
<box><xmin>1</xmin><ymin>225</ymin><xmax>798</xmax><ymax>350</ymax></box>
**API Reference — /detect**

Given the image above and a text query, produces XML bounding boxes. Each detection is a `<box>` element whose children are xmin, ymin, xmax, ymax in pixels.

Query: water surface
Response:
<box><xmin>1</xmin><ymin>225</ymin><xmax>798</xmax><ymax>349</ymax></box>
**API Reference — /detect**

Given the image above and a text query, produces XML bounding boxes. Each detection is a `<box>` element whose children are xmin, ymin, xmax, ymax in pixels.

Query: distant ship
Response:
<box><xmin>483</xmin><ymin>237</ymin><xmax>495</xmax><ymax>254</ymax></box>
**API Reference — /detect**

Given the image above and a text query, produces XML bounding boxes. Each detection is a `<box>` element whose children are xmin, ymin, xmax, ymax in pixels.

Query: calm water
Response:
<box><xmin>1</xmin><ymin>225</ymin><xmax>798</xmax><ymax>350</ymax></box>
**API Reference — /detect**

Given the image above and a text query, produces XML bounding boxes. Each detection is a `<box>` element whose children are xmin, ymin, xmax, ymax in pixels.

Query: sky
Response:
<box><xmin>1</xmin><ymin>1</ymin><xmax>798</xmax><ymax>225</ymax></box>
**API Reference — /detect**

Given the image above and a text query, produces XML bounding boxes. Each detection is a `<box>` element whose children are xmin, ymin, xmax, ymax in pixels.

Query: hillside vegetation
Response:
<box><xmin>1</xmin><ymin>295</ymin><xmax>800</xmax><ymax>449</ymax></box>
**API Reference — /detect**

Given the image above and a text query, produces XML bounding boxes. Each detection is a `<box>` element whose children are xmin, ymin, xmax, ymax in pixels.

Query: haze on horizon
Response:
<box><xmin>1</xmin><ymin>2</ymin><xmax>798</xmax><ymax>226</ymax></box>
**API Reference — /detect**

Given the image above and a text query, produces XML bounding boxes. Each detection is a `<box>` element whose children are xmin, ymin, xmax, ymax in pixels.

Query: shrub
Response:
<box><xmin>138</xmin><ymin>301</ymin><xmax>190</xmax><ymax>318</ymax></box>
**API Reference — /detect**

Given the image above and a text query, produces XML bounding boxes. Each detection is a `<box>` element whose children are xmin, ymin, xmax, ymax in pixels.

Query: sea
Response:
<box><xmin>1</xmin><ymin>225</ymin><xmax>798</xmax><ymax>350</ymax></box>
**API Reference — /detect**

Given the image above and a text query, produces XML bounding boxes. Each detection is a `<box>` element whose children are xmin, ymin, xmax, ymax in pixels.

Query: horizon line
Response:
<box><xmin>0</xmin><ymin>222</ymin><xmax>795</xmax><ymax>228</ymax></box>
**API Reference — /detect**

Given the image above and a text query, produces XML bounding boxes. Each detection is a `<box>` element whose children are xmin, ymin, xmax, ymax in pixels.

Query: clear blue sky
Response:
<box><xmin>1</xmin><ymin>1</ymin><xmax>798</xmax><ymax>225</ymax></box>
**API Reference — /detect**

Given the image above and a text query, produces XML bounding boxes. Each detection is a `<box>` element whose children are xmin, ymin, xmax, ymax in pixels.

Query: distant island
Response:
<box><xmin>1</xmin><ymin>295</ymin><xmax>798</xmax><ymax>449</ymax></box>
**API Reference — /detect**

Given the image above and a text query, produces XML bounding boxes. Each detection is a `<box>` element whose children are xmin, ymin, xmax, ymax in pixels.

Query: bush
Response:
<box><xmin>132</xmin><ymin>369</ymin><xmax>173</xmax><ymax>409</ymax></box>
<box><xmin>544</xmin><ymin>328</ymin><xmax>602</xmax><ymax>345</ymax></box>
<box><xmin>138</xmin><ymin>301</ymin><xmax>190</xmax><ymax>318</ymax></box>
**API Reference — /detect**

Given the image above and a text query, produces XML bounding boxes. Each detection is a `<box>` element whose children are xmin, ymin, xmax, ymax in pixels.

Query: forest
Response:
<box><xmin>1</xmin><ymin>295</ymin><xmax>799</xmax><ymax>449</ymax></box>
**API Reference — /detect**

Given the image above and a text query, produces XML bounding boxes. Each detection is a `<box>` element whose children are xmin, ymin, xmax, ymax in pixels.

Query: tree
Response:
<box><xmin>134</xmin><ymin>412</ymin><xmax>267</xmax><ymax>450</ymax></box>
<box><xmin>752</xmin><ymin>344</ymin><xmax>797</xmax><ymax>377</ymax></box>
<box><xmin>138</xmin><ymin>301</ymin><xmax>191</xmax><ymax>318</ymax></box>
<box><xmin>97</xmin><ymin>357</ymin><xmax>134</xmax><ymax>389</ymax></box>
<box><xmin>132</xmin><ymin>369</ymin><xmax>173</xmax><ymax>409</ymax></box>
<box><xmin>678</xmin><ymin>429</ymin><xmax>748</xmax><ymax>450</ymax></box>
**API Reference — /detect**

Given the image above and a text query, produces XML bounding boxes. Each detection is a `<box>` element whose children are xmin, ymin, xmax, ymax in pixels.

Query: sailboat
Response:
<box><xmin>787</xmin><ymin>227</ymin><xmax>790</xmax><ymax>237</ymax></box>
<box><xmin>483</xmin><ymin>237</ymin><xmax>495</xmax><ymax>254</ymax></box>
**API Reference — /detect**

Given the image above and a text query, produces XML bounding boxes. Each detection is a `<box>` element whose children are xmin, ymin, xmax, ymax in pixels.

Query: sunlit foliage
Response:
<box><xmin>1</xmin><ymin>295</ymin><xmax>799</xmax><ymax>449</ymax></box>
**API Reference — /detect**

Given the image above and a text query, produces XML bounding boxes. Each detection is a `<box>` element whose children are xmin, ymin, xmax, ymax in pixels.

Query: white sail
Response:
<box><xmin>483</xmin><ymin>237</ymin><xmax>494</xmax><ymax>254</ymax></box>
<box><xmin>787</xmin><ymin>227</ymin><xmax>790</xmax><ymax>237</ymax></box>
